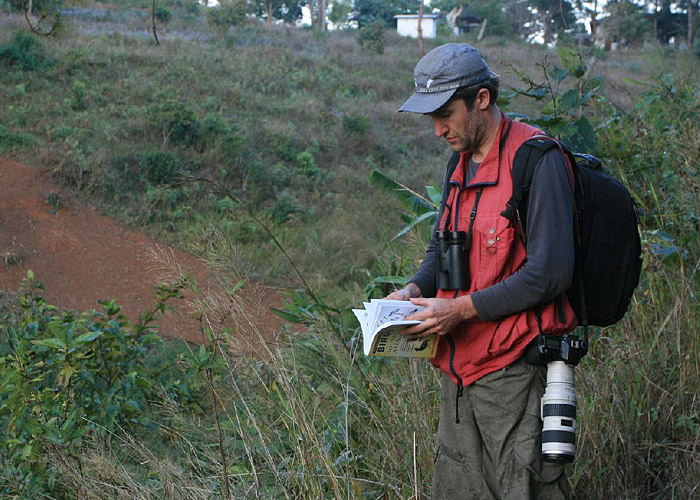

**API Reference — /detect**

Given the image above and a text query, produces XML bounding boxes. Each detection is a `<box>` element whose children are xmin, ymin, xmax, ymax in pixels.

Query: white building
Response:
<box><xmin>394</xmin><ymin>14</ymin><xmax>440</xmax><ymax>39</ymax></box>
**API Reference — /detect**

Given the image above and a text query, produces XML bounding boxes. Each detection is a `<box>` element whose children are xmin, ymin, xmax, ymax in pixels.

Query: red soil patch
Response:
<box><xmin>0</xmin><ymin>156</ymin><xmax>284</xmax><ymax>344</ymax></box>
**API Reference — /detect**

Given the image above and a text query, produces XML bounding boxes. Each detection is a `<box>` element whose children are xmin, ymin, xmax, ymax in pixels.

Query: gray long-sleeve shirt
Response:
<box><xmin>410</xmin><ymin>149</ymin><xmax>575</xmax><ymax>322</ymax></box>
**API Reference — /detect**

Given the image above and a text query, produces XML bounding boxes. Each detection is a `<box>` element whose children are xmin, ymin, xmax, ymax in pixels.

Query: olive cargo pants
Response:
<box><xmin>432</xmin><ymin>358</ymin><xmax>571</xmax><ymax>500</ymax></box>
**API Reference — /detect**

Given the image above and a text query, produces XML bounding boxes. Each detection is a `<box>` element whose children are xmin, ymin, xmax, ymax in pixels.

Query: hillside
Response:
<box><xmin>1</xmin><ymin>9</ymin><xmax>699</xmax><ymax>500</ymax></box>
<box><xmin>0</xmin><ymin>155</ymin><xmax>288</xmax><ymax>344</ymax></box>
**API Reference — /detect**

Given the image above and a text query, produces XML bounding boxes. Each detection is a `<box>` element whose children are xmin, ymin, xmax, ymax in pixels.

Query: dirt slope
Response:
<box><xmin>0</xmin><ymin>156</ymin><xmax>280</xmax><ymax>344</ymax></box>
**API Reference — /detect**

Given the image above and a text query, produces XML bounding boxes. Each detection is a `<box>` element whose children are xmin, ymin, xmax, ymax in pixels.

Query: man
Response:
<box><xmin>386</xmin><ymin>43</ymin><xmax>577</xmax><ymax>499</ymax></box>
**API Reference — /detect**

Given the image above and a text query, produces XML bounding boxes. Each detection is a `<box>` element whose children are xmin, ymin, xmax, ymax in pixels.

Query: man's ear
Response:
<box><xmin>476</xmin><ymin>88</ymin><xmax>491</xmax><ymax>110</ymax></box>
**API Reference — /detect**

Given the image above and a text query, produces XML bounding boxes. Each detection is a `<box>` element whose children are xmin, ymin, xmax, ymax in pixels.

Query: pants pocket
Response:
<box><xmin>432</xmin><ymin>443</ymin><xmax>487</xmax><ymax>500</ymax></box>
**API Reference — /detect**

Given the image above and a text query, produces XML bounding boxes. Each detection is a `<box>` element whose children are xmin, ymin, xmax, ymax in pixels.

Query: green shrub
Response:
<box><xmin>154</xmin><ymin>4</ymin><xmax>172</xmax><ymax>24</ymax></box>
<box><xmin>268</xmin><ymin>190</ymin><xmax>304</xmax><ymax>223</ymax></box>
<box><xmin>357</xmin><ymin>22</ymin><xmax>385</xmax><ymax>54</ymax></box>
<box><xmin>0</xmin><ymin>273</ymin><xmax>185</xmax><ymax>496</ymax></box>
<box><xmin>139</xmin><ymin>148</ymin><xmax>183</xmax><ymax>184</ymax></box>
<box><xmin>295</xmin><ymin>150</ymin><xmax>319</xmax><ymax>177</ymax></box>
<box><xmin>342</xmin><ymin>112</ymin><xmax>370</xmax><ymax>135</ymax></box>
<box><xmin>0</xmin><ymin>124</ymin><xmax>39</xmax><ymax>152</ymax></box>
<box><xmin>0</xmin><ymin>31</ymin><xmax>48</xmax><ymax>71</ymax></box>
<box><xmin>146</xmin><ymin>93</ymin><xmax>202</xmax><ymax>148</ymax></box>
<box><xmin>70</xmin><ymin>80</ymin><xmax>87</xmax><ymax>110</ymax></box>
<box><xmin>201</xmin><ymin>112</ymin><xmax>232</xmax><ymax>138</ymax></box>
<box><xmin>205</xmin><ymin>2</ymin><xmax>248</xmax><ymax>29</ymax></box>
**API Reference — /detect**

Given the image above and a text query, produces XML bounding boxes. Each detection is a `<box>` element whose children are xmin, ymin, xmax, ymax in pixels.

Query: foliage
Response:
<box><xmin>603</xmin><ymin>0</ymin><xmax>653</xmax><ymax>47</ymax></box>
<box><xmin>1</xmin><ymin>23</ymin><xmax>700</xmax><ymax>499</ymax></box>
<box><xmin>70</xmin><ymin>80</ymin><xmax>87</xmax><ymax>110</ymax></box>
<box><xmin>502</xmin><ymin>45</ymin><xmax>600</xmax><ymax>152</ymax></box>
<box><xmin>154</xmin><ymin>4</ymin><xmax>172</xmax><ymax>24</ymax></box>
<box><xmin>0</xmin><ymin>125</ymin><xmax>39</xmax><ymax>152</ymax></box>
<box><xmin>146</xmin><ymin>92</ymin><xmax>203</xmax><ymax>148</ymax></box>
<box><xmin>0</xmin><ymin>273</ymin><xmax>187</xmax><ymax>496</ymax></box>
<box><xmin>466</xmin><ymin>0</ymin><xmax>511</xmax><ymax>37</ymax></box>
<box><xmin>328</xmin><ymin>0</ymin><xmax>353</xmax><ymax>27</ymax></box>
<box><xmin>357</xmin><ymin>21</ymin><xmax>386</xmax><ymax>53</ymax></box>
<box><xmin>0</xmin><ymin>30</ymin><xmax>49</xmax><ymax>71</ymax></box>
<box><xmin>139</xmin><ymin>148</ymin><xmax>184</xmax><ymax>184</ymax></box>
<box><xmin>5</xmin><ymin>0</ymin><xmax>56</xmax><ymax>12</ymax></box>
<box><xmin>369</xmin><ymin>169</ymin><xmax>438</xmax><ymax>241</ymax></box>
<box><xmin>353</xmin><ymin>0</ymin><xmax>415</xmax><ymax>27</ymax></box>
<box><xmin>254</xmin><ymin>0</ymin><xmax>306</xmax><ymax>25</ymax></box>
<box><xmin>205</xmin><ymin>1</ymin><xmax>249</xmax><ymax>29</ymax></box>
<box><xmin>572</xmin><ymin>75</ymin><xmax>700</xmax><ymax>496</ymax></box>
<box><xmin>505</xmin><ymin>0</ymin><xmax>576</xmax><ymax>43</ymax></box>
<box><xmin>431</xmin><ymin>0</ymin><xmax>511</xmax><ymax>38</ymax></box>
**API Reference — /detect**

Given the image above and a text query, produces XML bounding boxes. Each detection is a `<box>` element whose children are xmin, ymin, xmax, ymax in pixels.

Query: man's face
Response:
<box><xmin>428</xmin><ymin>97</ymin><xmax>487</xmax><ymax>153</ymax></box>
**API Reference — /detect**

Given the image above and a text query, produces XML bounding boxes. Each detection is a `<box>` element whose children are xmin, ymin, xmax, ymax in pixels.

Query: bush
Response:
<box><xmin>357</xmin><ymin>22</ymin><xmax>385</xmax><ymax>54</ymax></box>
<box><xmin>139</xmin><ymin>148</ymin><xmax>183</xmax><ymax>184</ymax></box>
<box><xmin>0</xmin><ymin>273</ymin><xmax>185</xmax><ymax>496</ymax></box>
<box><xmin>0</xmin><ymin>31</ymin><xmax>48</xmax><ymax>71</ymax></box>
<box><xmin>146</xmin><ymin>93</ymin><xmax>202</xmax><ymax>147</ymax></box>
<box><xmin>295</xmin><ymin>150</ymin><xmax>319</xmax><ymax>177</ymax></box>
<box><xmin>70</xmin><ymin>80</ymin><xmax>87</xmax><ymax>110</ymax></box>
<box><xmin>154</xmin><ymin>4</ymin><xmax>172</xmax><ymax>24</ymax></box>
<box><xmin>268</xmin><ymin>190</ymin><xmax>304</xmax><ymax>223</ymax></box>
<box><xmin>205</xmin><ymin>2</ymin><xmax>248</xmax><ymax>29</ymax></box>
<box><xmin>0</xmin><ymin>125</ymin><xmax>39</xmax><ymax>152</ymax></box>
<box><xmin>342</xmin><ymin>112</ymin><xmax>370</xmax><ymax>135</ymax></box>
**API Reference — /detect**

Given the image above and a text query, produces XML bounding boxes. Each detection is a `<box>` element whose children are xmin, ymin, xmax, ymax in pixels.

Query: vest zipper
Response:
<box><xmin>445</xmin><ymin>334</ymin><xmax>464</xmax><ymax>424</ymax></box>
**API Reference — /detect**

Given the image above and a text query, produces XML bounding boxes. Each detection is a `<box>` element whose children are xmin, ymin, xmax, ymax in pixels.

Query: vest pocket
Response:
<box><xmin>473</xmin><ymin>216</ymin><xmax>516</xmax><ymax>290</ymax></box>
<box><xmin>486</xmin><ymin>314</ymin><xmax>530</xmax><ymax>358</ymax></box>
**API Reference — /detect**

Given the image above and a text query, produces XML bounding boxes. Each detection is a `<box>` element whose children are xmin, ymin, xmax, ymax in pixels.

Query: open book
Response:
<box><xmin>352</xmin><ymin>299</ymin><xmax>438</xmax><ymax>358</ymax></box>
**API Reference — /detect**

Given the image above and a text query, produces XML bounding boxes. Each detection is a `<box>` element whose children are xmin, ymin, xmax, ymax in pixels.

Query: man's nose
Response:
<box><xmin>433</xmin><ymin>118</ymin><xmax>447</xmax><ymax>138</ymax></box>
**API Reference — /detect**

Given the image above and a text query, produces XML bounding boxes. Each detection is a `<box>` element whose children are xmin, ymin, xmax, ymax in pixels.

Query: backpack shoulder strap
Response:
<box><xmin>501</xmin><ymin>136</ymin><xmax>559</xmax><ymax>224</ymax></box>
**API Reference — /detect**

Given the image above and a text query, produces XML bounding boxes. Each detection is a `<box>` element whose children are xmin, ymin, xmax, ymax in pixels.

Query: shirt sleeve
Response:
<box><xmin>470</xmin><ymin>149</ymin><xmax>575</xmax><ymax>322</ymax></box>
<box><xmin>409</xmin><ymin>220</ymin><xmax>438</xmax><ymax>298</ymax></box>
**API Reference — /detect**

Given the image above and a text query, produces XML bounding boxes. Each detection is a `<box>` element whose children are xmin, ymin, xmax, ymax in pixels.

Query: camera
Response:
<box><xmin>541</xmin><ymin>361</ymin><xmax>576</xmax><ymax>463</ymax></box>
<box><xmin>526</xmin><ymin>333</ymin><xmax>587</xmax><ymax>464</ymax></box>
<box><xmin>435</xmin><ymin>230</ymin><xmax>470</xmax><ymax>290</ymax></box>
<box><xmin>526</xmin><ymin>333</ymin><xmax>588</xmax><ymax>366</ymax></box>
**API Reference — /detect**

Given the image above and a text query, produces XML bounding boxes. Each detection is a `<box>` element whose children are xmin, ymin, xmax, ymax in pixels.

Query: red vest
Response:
<box><xmin>432</xmin><ymin>117</ymin><xmax>578</xmax><ymax>387</ymax></box>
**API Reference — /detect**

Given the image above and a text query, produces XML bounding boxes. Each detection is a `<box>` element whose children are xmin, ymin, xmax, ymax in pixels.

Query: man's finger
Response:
<box><xmin>410</xmin><ymin>297</ymin><xmax>430</xmax><ymax>306</ymax></box>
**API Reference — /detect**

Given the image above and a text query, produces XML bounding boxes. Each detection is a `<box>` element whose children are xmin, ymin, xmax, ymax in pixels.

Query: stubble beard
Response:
<box><xmin>455</xmin><ymin>111</ymin><xmax>488</xmax><ymax>153</ymax></box>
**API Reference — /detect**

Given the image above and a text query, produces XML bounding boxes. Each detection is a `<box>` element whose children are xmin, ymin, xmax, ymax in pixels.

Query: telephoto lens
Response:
<box><xmin>541</xmin><ymin>361</ymin><xmax>577</xmax><ymax>463</ymax></box>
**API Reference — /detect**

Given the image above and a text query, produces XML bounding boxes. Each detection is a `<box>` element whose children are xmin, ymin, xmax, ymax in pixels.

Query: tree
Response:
<box><xmin>503</xmin><ymin>0</ymin><xmax>575</xmax><ymax>43</ymax></box>
<box><xmin>674</xmin><ymin>0</ymin><xmax>700</xmax><ymax>48</ymax></box>
<box><xmin>5</xmin><ymin>0</ymin><xmax>64</xmax><ymax>35</ymax></box>
<box><xmin>603</xmin><ymin>0</ymin><xmax>652</xmax><ymax>46</ymax></box>
<box><xmin>432</xmin><ymin>0</ymin><xmax>512</xmax><ymax>37</ymax></box>
<box><xmin>254</xmin><ymin>0</ymin><xmax>306</xmax><ymax>27</ymax></box>
<box><xmin>328</xmin><ymin>0</ymin><xmax>353</xmax><ymax>27</ymax></box>
<box><xmin>528</xmin><ymin>0</ymin><xmax>576</xmax><ymax>43</ymax></box>
<box><xmin>353</xmin><ymin>0</ymin><xmax>416</xmax><ymax>27</ymax></box>
<box><xmin>575</xmin><ymin>0</ymin><xmax>602</xmax><ymax>40</ymax></box>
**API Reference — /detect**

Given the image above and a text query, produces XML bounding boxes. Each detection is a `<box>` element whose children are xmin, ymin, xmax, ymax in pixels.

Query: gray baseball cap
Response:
<box><xmin>399</xmin><ymin>43</ymin><xmax>500</xmax><ymax>114</ymax></box>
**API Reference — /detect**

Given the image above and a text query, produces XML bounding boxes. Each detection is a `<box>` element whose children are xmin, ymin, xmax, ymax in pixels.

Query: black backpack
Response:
<box><xmin>501</xmin><ymin>137</ymin><xmax>643</xmax><ymax>331</ymax></box>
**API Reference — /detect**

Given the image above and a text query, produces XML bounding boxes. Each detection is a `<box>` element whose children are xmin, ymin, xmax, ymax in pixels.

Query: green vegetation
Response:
<box><xmin>1</xmin><ymin>13</ymin><xmax>699</xmax><ymax>499</ymax></box>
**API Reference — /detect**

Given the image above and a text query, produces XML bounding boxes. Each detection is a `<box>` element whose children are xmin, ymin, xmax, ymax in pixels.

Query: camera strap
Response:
<box><xmin>463</xmin><ymin>187</ymin><xmax>484</xmax><ymax>252</ymax></box>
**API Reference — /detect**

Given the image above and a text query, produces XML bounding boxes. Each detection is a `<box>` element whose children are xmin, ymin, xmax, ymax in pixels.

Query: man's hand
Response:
<box><xmin>385</xmin><ymin>282</ymin><xmax>422</xmax><ymax>301</ymax></box>
<box><xmin>402</xmin><ymin>295</ymin><xmax>478</xmax><ymax>337</ymax></box>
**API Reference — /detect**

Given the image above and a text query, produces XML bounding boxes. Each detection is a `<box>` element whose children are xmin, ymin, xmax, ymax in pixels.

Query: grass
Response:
<box><xmin>0</xmin><ymin>9</ymin><xmax>699</xmax><ymax>499</ymax></box>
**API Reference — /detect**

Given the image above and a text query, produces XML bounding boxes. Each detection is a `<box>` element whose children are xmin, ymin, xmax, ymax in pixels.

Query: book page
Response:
<box><xmin>354</xmin><ymin>300</ymin><xmax>435</xmax><ymax>357</ymax></box>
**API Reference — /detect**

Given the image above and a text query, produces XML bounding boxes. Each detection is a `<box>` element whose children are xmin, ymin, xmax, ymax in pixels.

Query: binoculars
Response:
<box><xmin>435</xmin><ymin>230</ymin><xmax>470</xmax><ymax>290</ymax></box>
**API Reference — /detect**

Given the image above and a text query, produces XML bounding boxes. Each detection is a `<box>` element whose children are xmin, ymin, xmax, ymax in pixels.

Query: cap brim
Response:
<box><xmin>399</xmin><ymin>88</ymin><xmax>457</xmax><ymax>114</ymax></box>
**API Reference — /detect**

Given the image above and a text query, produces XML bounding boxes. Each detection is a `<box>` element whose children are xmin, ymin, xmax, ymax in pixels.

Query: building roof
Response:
<box><xmin>393</xmin><ymin>14</ymin><xmax>441</xmax><ymax>19</ymax></box>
